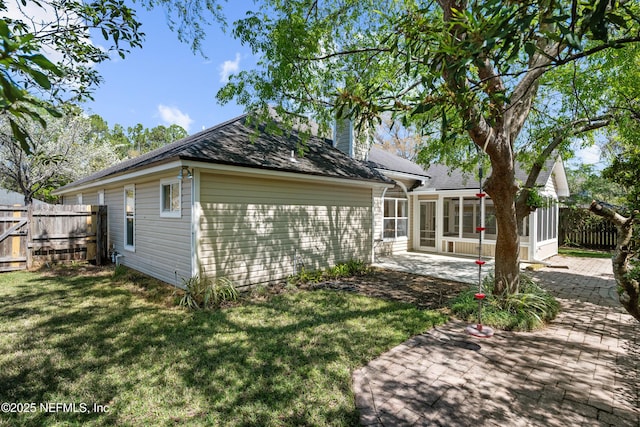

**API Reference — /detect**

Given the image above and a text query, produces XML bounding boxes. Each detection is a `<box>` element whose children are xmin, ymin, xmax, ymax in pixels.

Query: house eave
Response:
<box><xmin>377</xmin><ymin>169</ymin><xmax>430</xmax><ymax>186</ymax></box>
<box><xmin>53</xmin><ymin>160</ymin><xmax>183</xmax><ymax>195</ymax></box>
<box><xmin>184</xmin><ymin>160</ymin><xmax>394</xmax><ymax>190</ymax></box>
<box><xmin>55</xmin><ymin>158</ymin><xmax>393</xmax><ymax>196</ymax></box>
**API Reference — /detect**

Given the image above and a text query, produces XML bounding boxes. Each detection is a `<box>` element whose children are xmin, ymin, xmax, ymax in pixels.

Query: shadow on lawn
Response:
<box><xmin>0</xmin><ymin>271</ymin><xmax>444</xmax><ymax>426</ymax></box>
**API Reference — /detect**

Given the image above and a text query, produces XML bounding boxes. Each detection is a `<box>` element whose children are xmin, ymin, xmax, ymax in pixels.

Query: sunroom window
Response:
<box><xmin>536</xmin><ymin>198</ymin><xmax>558</xmax><ymax>241</ymax></box>
<box><xmin>443</xmin><ymin>196</ymin><xmax>498</xmax><ymax>239</ymax></box>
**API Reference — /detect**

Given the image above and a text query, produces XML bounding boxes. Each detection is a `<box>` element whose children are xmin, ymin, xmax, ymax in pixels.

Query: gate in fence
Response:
<box><xmin>0</xmin><ymin>204</ymin><xmax>107</xmax><ymax>272</ymax></box>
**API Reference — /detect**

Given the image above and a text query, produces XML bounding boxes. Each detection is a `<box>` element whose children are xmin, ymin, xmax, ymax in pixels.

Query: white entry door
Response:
<box><xmin>419</xmin><ymin>201</ymin><xmax>437</xmax><ymax>250</ymax></box>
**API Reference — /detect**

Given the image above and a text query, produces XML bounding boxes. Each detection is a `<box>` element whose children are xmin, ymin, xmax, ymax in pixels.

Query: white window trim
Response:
<box><xmin>97</xmin><ymin>190</ymin><xmax>105</xmax><ymax>205</ymax></box>
<box><xmin>76</xmin><ymin>193</ymin><xmax>83</xmax><ymax>205</ymax></box>
<box><xmin>383</xmin><ymin>197</ymin><xmax>409</xmax><ymax>241</ymax></box>
<box><xmin>160</xmin><ymin>178</ymin><xmax>182</xmax><ymax>218</ymax></box>
<box><xmin>124</xmin><ymin>185</ymin><xmax>135</xmax><ymax>252</ymax></box>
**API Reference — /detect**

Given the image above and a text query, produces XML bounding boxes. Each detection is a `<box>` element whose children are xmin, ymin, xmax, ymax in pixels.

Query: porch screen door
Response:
<box><xmin>419</xmin><ymin>201</ymin><xmax>436</xmax><ymax>249</ymax></box>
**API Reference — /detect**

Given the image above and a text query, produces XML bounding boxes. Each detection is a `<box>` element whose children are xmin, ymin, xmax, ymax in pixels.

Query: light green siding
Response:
<box><xmin>199</xmin><ymin>172</ymin><xmax>373</xmax><ymax>288</ymax></box>
<box><xmin>62</xmin><ymin>171</ymin><xmax>192</xmax><ymax>285</ymax></box>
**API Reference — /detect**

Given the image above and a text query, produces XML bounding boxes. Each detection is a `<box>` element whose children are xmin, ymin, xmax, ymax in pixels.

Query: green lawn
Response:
<box><xmin>558</xmin><ymin>247</ymin><xmax>613</xmax><ymax>259</ymax></box>
<box><xmin>0</xmin><ymin>267</ymin><xmax>447</xmax><ymax>426</ymax></box>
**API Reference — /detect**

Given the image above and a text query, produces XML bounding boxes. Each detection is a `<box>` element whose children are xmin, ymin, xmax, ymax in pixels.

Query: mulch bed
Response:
<box><xmin>299</xmin><ymin>268</ymin><xmax>470</xmax><ymax>310</ymax></box>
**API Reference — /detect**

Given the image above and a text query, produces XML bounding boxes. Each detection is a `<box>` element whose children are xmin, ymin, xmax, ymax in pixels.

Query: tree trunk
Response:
<box><xmin>483</xmin><ymin>135</ymin><xmax>521</xmax><ymax>296</ymax></box>
<box><xmin>589</xmin><ymin>201</ymin><xmax>640</xmax><ymax>322</ymax></box>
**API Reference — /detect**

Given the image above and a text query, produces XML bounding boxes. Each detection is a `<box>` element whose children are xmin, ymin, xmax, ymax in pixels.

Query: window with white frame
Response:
<box><xmin>536</xmin><ymin>197</ymin><xmax>558</xmax><ymax>242</ymax></box>
<box><xmin>97</xmin><ymin>190</ymin><xmax>105</xmax><ymax>205</ymax></box>
<box><xmin>383</xmin><ymin>197</ymin><xmax>408</xmax><ymax>239</ymax></box>
<box><xmin>124</xmin><ymin>185</ymin><xmax>135</xmax><ymax>251</ymax></box>
<box><xmin>160</xmin><ymin>179</ymin><xmax>181</xmax><ymax>217</ymax></box>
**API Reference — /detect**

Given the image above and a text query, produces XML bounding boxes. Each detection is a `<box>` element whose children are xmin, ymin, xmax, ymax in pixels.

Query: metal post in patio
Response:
<box><xmin>466</xmin><ymin>155</ymin><xmax>494</xmax><ymax>338</ymax></box>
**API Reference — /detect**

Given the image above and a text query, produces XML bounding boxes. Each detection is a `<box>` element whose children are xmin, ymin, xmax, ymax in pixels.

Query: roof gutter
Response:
<box><xmin>377</xmin><ymin>169</ymin><xmax>430</xmax><ymax>187</ymax></box>
<box><xmin>53</xmin><ymin>160</ymin><xmax>183</xmax><ymax>195</ymax></box>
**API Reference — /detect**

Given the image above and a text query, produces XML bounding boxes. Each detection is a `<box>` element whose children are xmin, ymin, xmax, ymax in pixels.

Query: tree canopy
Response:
<box><xmin>0</xmin><ymin>0</ymin><xmax>145</xmax><ymax>152</ymax></box>
<box><xmin>0</xmin><ymin>109</ymin><xmax>120</xmax><ymax>204</ymax></box>
<box><xmin>0</xmin><ymin>109</ymin><xmax>188</xmax><ymax>204</ymax></box>
<box><xmin>217</xmin><ymin>0</ymin><xmax>640</xmax><ymax>294</ymax></box>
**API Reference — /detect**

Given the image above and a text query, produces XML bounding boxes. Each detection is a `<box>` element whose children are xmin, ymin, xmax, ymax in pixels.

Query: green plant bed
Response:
<box><xmin>0</xmin><ymin>267</ymin><xmax>447</xmax><ymax>426</ymax></box>
<box><xmin>288</xmin><ymin>259</ymin><xmax>371</xmax><ymax>285</ymax></box>
<box><xmin>449</xmin><ymin>274</ymin><xmax>560</xmax><ymax>331</ymax></box>
<box><xmin>558</xmin><ymin>247</ymin><xmax>613</xmax><ymax>259</ymax></box>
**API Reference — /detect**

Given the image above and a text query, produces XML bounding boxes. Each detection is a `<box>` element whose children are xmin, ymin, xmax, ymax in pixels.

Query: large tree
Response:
<box><xmin>0</xmin><ymin>110</ymin><xmax>120</xmax><ymax>204</ymax></box>
<box><xmin>217</xmin><ymin>0</ymin><xmax>640</xmax><ymax>295</ymax></box>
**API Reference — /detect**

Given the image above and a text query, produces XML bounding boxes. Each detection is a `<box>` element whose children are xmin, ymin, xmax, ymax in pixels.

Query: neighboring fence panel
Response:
<box><xmin>559</xmin><ymin>207</ymin><xmax>617</xmax><ymax>250</ymax></box>
<box><xmin>0</xmin><ymin>204</ymin><xmax>108</xmax><ymax>271</ymax></box>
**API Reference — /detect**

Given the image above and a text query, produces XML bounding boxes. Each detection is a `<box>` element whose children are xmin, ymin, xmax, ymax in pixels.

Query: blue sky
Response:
<box><xmin>82</xmin><ymin>3</ymin><xmax>252</xmax><ymax>133</ymax></box>
<box><xmin>79</xmin><ymin>2</ymin><xmax>603</xmax><ymax>167</ymax></box>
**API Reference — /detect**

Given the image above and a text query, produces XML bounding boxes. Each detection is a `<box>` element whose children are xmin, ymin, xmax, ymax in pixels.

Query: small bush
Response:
<box><xmin>288</xmin><ymin>260</ymin><xmax>371</xmax><ymax>285</ymax></box>
<box><xmin>449</xmin><ymin>274</ymin><xmax>559</xmax><ymax>331</ymax></box>
<box><xmin>178</xmin><ymin>275</ymin><xmax>238</xmax><ymax>310</ymax></box>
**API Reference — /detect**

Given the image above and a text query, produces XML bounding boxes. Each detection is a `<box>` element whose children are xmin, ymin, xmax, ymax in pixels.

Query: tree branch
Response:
<box><xmin>297</xmin><ymin>47</ymin><xmax>392</xmax><ymax>62</ymax></box>
<box><xmin>515</xmin><ymin>113</ymin><xmax>614</xmax><ymax>222</ymax></box>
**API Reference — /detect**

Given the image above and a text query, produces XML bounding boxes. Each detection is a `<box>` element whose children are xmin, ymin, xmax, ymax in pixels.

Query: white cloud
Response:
<box><xmin>573</xmin><ymin>143</ymin><xmax>601</xmax><ymax>165</ymax></box>
<box><xmin>219</xmin><ymin>53</ymin><xmax>241</xmax><ymax>83</ymax></box>
<box><xmin>157</xmin><ymin>105</ymin><xmax>194</xmax><ymax>132</ymax></box>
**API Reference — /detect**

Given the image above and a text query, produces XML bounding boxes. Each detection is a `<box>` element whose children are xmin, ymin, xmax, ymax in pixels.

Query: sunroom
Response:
<box><xmin>408</xmin><ymin>157</ymin><xmax>568</xmax><ymax>262</ymax></box>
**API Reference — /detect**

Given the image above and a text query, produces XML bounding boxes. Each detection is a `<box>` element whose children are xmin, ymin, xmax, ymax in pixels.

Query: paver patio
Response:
<box><xmin>355</xmin><ymin>255</ymin><xmax>639</xmax><ymax>426</ymax></box>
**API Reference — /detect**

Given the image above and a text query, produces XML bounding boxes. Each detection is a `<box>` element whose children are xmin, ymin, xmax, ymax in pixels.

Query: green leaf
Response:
<box><xmin>606</xmin><ymin>13</ymin><xmax>628</xmax><ymax>29</ymax></box>
<box><xmin>26</xmin><ymin>68</ymin><xmax>52</xmax><ymax>90</ymax></box>
<box><xmin>411</xmin><ymin>102</ymin><xmax>434</xmax><ymax>116</ymax></box>
<box><xmin>26</xmin><ymin>54</ymin><xmax>63</xmax><ymax>76</ymax></box>
<box><xmin>524</xmin><ymin>42</ymin><xmax>536</xmax><ymax>57</ymax></box>
<box><xmin>565</xmin><ymin>33</ymin><xmax>582</xmax><ymax>51</ymax></box>
<box><xmin>0</xmin><ymin>19</ymin><xmax>10</xmax><ymax>38</ymax></box>
<box><xmin>9</xmin><ymin>118</ymin><xmax>32</xmax><ymax>154</ymax></box>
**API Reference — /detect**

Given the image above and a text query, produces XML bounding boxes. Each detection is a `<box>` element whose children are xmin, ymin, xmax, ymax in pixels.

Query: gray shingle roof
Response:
<box><xmin>424</xmin><ymin>158</ymin><xmax>558</xmax><ymax>190</ymax></box>
<box><xmin>57</xmin><ymin>115</ymin><xmax>392</xmax><ymax>192</ymax></box>
<box><xmin>367</xmin><ymin>146</ymin><xmax>430</xmax><ymax>178</ymax></box>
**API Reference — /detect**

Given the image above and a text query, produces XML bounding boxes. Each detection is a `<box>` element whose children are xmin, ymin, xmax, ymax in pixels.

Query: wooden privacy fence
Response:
<box><xmin>559</xmin><ymin>207</ymin><xmax>617</xmax><ymax>250</ymax></box>
<box><xmin>0</xmin><ymin>204</ymin><xmax>107</xmax><ymax>272</ymax></box>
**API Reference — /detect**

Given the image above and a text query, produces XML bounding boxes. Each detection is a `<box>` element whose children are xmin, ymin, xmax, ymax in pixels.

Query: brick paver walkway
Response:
<box><xmin>353</xmin><ymin>256</ymin><xmax>639</xmax><ymax>426</ymax></box>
